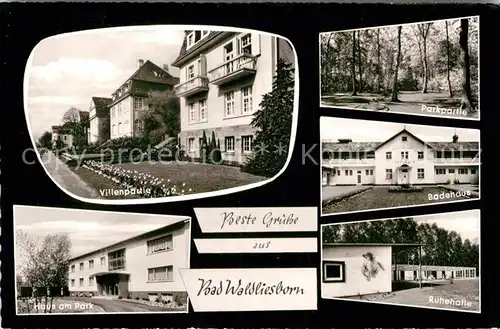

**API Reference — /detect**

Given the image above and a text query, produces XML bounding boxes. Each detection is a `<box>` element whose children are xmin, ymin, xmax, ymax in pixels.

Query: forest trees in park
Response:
<box><xmin>320</xmin><ymin>17</ymin><xmax>479</xmax><ymax>114</ymax></box>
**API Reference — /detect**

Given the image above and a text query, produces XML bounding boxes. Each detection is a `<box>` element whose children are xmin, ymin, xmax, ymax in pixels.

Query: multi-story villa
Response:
<box><xmin>51</xmin><ymin>125</ymin><xmax>73</xmax><ymax>148</ymax></box>
<box><xmin>67</xmin><ymin>218</ymin><xmax>190</xmax><ymax>302</ymax></box>
<box><xmin>88</xmin><ymin>97</ymin><xmax>112</xmax><ymax>144</ymax></box>
<box><xmin>171</xmin><ymin>30</ymin><xmax>294</xmax><ymax>164</ymax></box>
<box><xmin>322</xmin><ymin>128</ymin><xmax>480</xmax><ymax>186</ymax></box>
<box><xmin>109</xmin><ymin>59</ymin><xmax>179</xmax><ymax>140</ymax></box>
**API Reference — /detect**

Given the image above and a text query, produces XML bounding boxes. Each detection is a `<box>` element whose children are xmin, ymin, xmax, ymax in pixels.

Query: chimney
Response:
<box><xmin>163</xmin><ymin>64</ymin><xmax>169</xmax><ymax>72</ymax></box>
<box><xmin>137</xmin><ymin>59</ymin><xmax>144</xmax><ymax>68</ymax></box>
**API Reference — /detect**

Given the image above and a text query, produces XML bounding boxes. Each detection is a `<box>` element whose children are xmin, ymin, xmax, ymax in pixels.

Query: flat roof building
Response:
<box><xmin>67</xmin><ymin>218</ymin><xmax>191</xmax><ymax>303</ymax></box>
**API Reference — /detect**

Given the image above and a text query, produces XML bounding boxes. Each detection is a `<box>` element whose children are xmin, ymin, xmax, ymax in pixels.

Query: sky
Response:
<box><xmin>25</xmin><ymin>26</ymin><xmax>185</xmax><ymax>139</ymax></box>
<box><xmin>320</xmin><ymin>117</ymin><xmax>480</xmax><ymax>142</ymax></box>
<box><xmin>414</xmin><ymin>210</ymin><xmax>480</xmax><ymax>244</ymax></box>
<box><xmin>14</xmin><ymin>205</ymin><xmax>188</xmax><ymax>265</ymax></box>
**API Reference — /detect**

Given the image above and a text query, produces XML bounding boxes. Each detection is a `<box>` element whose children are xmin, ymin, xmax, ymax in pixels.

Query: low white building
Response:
<box><xmin>322</xmin><ymin>128</ymin><xmax>479</xmax><ymax>186</ymax></box>
<box><xmin>51</xmin><ymin>125</ymin><xmax>73</xmax><ymax>149</ymax></box>
<box><xmin>67</xmin><ymin>218</ymin><xmax>190</xmax><ymax>302</ymax></box>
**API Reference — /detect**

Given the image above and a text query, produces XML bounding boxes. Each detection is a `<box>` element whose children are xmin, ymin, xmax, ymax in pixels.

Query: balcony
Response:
<box><xmin>433</xmin><ymin>157</ymin><xmax>480</xmax><ymax>165</ymax></box>
<box><xmin>208</xmin><ymin>53</ymin><xmax>257</xmax><ymax>86</ymax></box>
<box><xmin>175</xmin><ymin>76</ymin><xmax>209</xmax><ymax>97</ymax></box>
<box><xmin>322</xmin><ymin>158</ymin><xmax>376</xmax><ymax>166</ymax></box>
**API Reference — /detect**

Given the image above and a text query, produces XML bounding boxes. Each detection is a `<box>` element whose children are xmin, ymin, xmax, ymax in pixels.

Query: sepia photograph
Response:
<box><xmin>319</xmin><ymin>16</ymin><xmax>479</xmax><ymax>120</ymax></box>
<box><xmin>321</xmin><ymin>210</ymin><xmax>480</xmax><ymax>313</ymax></box>
<box><xmin>321</xmin><ymin>117</ymin><xmax>480</xmax><ymax>216</ymax></box>
<box><xmin>26</xmin><ymin>26</ymin><xmax>297</xmax><ymax>202</ymax></box>
<box><xmin>14</xmin><ymin>205</ymin><xmax>191</xmax><ymax>314</ymax></box>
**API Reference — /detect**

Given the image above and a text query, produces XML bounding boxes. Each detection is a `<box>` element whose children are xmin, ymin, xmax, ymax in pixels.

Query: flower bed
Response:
<box><xmin>123</xmin><ymin>297</ymin><xmax>186</xmax><ymax>310</ymax></box>
<box><xmin>81</xmin><ymin>160</ymin><xmax>193</xmax><ymax>197</ymax></box>
<box><xmin>388</xmin><ymin>186</ymin><xmax>424</xmax><ymax>193</ymax></box>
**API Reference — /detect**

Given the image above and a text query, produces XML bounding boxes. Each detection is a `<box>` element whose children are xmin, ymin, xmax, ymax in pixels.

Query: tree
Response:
<box><xmin>16</xmin><ymin>230</ymin><xmax>71</xmax><ymax>314</ymax></box>
<box><xmin>38</xmin><ymin>131</ymin><xmax>52</xmax><ymax>148</ymax></box>
<box><xmin>101</xmin><ymin>114</ymin><xmax>110</xmax><ymax>142</ymax></box>
<box><xmin>242</xmin><ymin>58</ymin><xmax>294</xmax><ymax>177</ymax></box>
<box><xmin>351</xmin><ymin>31</ymin><xmax>357</xmax><ymax>96</ymax></box>
<box><xmin>142</xmin><ymin>90</ymin><xmax>181</xmax><ymax>146</ymax></box>
<box><xmin>445</xmin><ymin>21</ymin><xmax>453</xmax><ymax>97</ymax></box>
<box><xmin>391</xmin><ymin>26</ymin><xmax>403</xmax><ymax>102</ymax></box>
<box><xmin>376</xmin><ymin>29</ymin><xmax>382</xmax><ymax>92</ymax></box>
<box><xmin>357</xmin><ymin>30</ymin><xmax>363</xmax><ymax>93</ymax></box>
<box><xmin>416</xmin><ymin>23</ymin><xmax>432</xmax><ymax>93</ymax></box>
<box><xmin>459</xmin><ymin>18</ymin><xmax>473</xmax><ymax>110</ymax></box>
<box><xmin>62</xmin><ymin>107</ymin><xmax>88</xmax><ymax>151</ymax></box>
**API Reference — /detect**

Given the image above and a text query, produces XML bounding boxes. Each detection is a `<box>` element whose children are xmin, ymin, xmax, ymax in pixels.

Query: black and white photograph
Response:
<box><xmin>26</xmin><ymin>26</ymin><xmax>297</xmax><ymax>202</ymax></box>
<box><xmin>319</xmin><ymin>16</ymin><xmax>479</xmax><ymax>120</ymax></box>
<box><xmin>321</xmin><ymin>117</ymin><xmax>480</xmax><ymax>216</ymax></box>
<box><xmin>14</xmin><ymin>205</ymin><xmax>191</xmax><ymax>314</ymax></box>
<box><xmin>321</xmin><ymin>209</ymin><xmax>480</xmax><ymax>313</ymax></box>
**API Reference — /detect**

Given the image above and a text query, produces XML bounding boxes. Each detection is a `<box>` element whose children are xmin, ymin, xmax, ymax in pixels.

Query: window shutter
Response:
<box><xmin>199</xmin><ymin>54</ymin><xmax>207</xmax><ymax>77</ymax></box>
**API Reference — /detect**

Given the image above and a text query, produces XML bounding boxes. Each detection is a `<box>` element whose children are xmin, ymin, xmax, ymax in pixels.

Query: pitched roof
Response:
<box><xmin>322</xmin><ymin>142</ymin><xmax>381</xmax><ymax>152</ymax></box>
<box><xmin>129</xmin><ymin>60</ymin><xmax>179</xmax><ymax>86</ymax></box>
<box><xmin>171</xmin><ymin>31</ymin><xmax>229</xmax><ymax>67</ymax></box>
<box><xmin>91</xmin><ymin>97</ymin><xmax>112</xmax><ymax>117</ymax></box>
<box><xmin>373</xmin><ymin>129</ymin><xmax>432</xmax><ymax>150</ymax></box>
<box><xmin>78</xmin><ymin>110</ymin><xmax>89</xmax><ymax>121</ymax></box>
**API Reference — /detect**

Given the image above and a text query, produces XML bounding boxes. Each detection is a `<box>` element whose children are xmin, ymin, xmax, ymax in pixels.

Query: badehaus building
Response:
<box><xmin>67</xmin><ymin>218</ymin><xmax>190</xmax><ymax>301</ymax></box>
<box><xmin>322</xmin><ymin>128</ymin><xmax>479</xmax><ymax>186</ymax></box>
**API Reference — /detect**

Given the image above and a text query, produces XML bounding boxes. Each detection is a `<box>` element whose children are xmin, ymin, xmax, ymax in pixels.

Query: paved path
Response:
<box><xmin>71</xmin><ymin>297</ymin><xmax>183</xmax><ymax>313</ymax></box>
<box><xmin>42</xmin><ymin>152</ymin><xmax>99</xmax><ymax>199</ymax></box>
<box><xmin>322</xmin><ymin>185</ymin><xmax>370</xmax><ymax>201</ymax></box>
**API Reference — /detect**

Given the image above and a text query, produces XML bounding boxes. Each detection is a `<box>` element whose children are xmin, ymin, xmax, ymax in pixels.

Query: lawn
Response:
<box><xmin>345</xmin><ymin>279</ymin><xmax>480</xmax><ymax>312</ymax></box>
<box><xmin>70</xmin><ymin>161</ymin><xmax>266</xmax><ymax>199</ymax></box>
<box><xmin>321</xmin><ymin>91</ymin><xmax>478</xmax><ymax>119</ymax></box>
<box><xmin>322</xmin><ymin>186</ymin><xmax>477</xmax><ymax>214</ymax></box>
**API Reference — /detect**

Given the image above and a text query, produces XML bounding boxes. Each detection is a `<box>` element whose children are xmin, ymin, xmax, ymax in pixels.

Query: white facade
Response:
<box><xmin>322</xmin><ymin>130</ymin><xmax>479</xmax><ymax>186</ymax></box>
<box><xmin>51</xmin><ymin>128</ymin><xmax>73</xmax><ymax>149</ymax></box>
<box><xmin>173</xmin><ymin>31</ymin><xmax>293</xmax><ymax>164</ymax></box>
<box><xmin>110</xmin><ymin>95</ymin><xmax>136</xmax><ymax>140</ymax></box>
<box><xmin>392</xmin><ymin>264</ymin><xmax>477</xmax><ymax>281</ymax></box>
<box><xmin>322</xmin><ymin>245</ymin><xmax>392</xmax><ymax>298</ymax></box>
<box><xmin>68</xmin><ymin>219</ymin><xmax>190</xmax><ymax>299</ymax></box>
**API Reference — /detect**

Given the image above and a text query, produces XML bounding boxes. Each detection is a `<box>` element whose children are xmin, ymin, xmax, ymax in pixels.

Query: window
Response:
<box><xmin>449</xmin><ymin>169</ymin><xmax>455</xmax><ymax>174</ymax></box>
<box><xmin>322</xmin><ymin>261</ymin><xmax>345</xmax><ymax>283</ymax></box>
<box><xmin>459</xmin><ymin>168</ymin><xmax>469</xmax><ymax>175</ymax></box>
<box><xmin>224</xmin><ymin>42</ymin><xmax>234</xmax><ymax>62</ymax></box>
<box><xmin>71</xmin><ymin>265</ymin><xmax>75</xmax><ymax>273</ymax></box>
<box><xmin>79</xmin><ymin>278</ymin><xmax>84</xmax><ymax>287</ymax></box>
<box><xmin>344</xmin><ymin>170</ymin><xmax>348</xmax><ymax>176</ymax></box>
<box><xmin>386</xmin><ymin>169</ymin><xmax>393</xmax><ymax>179</ymax></box>
<box><xmin>418</xmin><ymin>151</ymin><xmax>424</xmax><ymax>159</ymax></box>
<box><xmin>224</xmin><ymin>91</ymin><xmax>235</xmax><ymax>116</ymax></box>
<box><xmin>199</xmin><ymin>100</ymin><xmax>207</xmax><ymax>122</ymax></box>
<box><xmin>112</xmin><ymin>124</ymin><xmax>116</xmax><ymax>136</ymax></box>
<box><xmin>242</xmin><ymin>135</ymin><xmax>253</xmax><ymax>153</ymax></box>
<box><xmin>187</xmin><ymin>65</ymin><xmax>195</xmax><ymax>80</ymax></box>
<box><xmin>418</xmin><ymin>168</ymin><xmax>425</xmax><ymax>179</ymax></box>
<box><xmin>242</xmin><ymin>86</ymin><xmax>253</xmax><ymax>113</ymax></box>
<box><xmin>89</xmin><ymin>260</ymin><xmax>94</xmax><ymax>269</ymax></box>
<box><xmin>148</xmin><ymin>266</ymin><xmax>173</xmax><ymax>282</ymax></box>
<box><xmin>71</xmin><ymin>279</ymin><xmax>75</xmax><ymax>287</ymax></box>
<box><xmin>118</xmin><ymin>103</ymin><xmax>122</xmax><ymax>115</ymax></box>
<box><xmin>64</xmin><ymin>136</ymin><xmax>67</xmax><ymax>141</ymax></box>
<box><xmin>118</xmin><ymin>122</ymin><xmax>122</xmax><ymax>135</ymax></box>
<box><xmin>402</xmin><ymin>136</ymin><xmax>408</xmax><ymax>141</ymax></box>
<box><xmin>187</xmin><ymin>33</ymin><xmax>195</xmax><ymax>48</ymax></box>
<box><xmin>147</xmin><ymin>235</ymin><xmax>173</xmax><ymax>254</ymax></box>
<box><xmin>336</xmin><ymin>170</ymin><xmax>340</xmax><ymax>176</ymax></box>
<box><xmin>100</xmin><ymin>257</ymin><xmax>105</xmax><ymax>266</ymax></box>
<box><xmin>108</xmin><ymin>249</ymin><xmax>126</xmax><ymax>271</ymax></box>
<box><xmin>240</xmin><ymin>33</ymin><xmax>252</xmax><ymax>54</ymax></box>
<box><xmin>79</xmin><ymin>262</ymin><xmax>84</xmax><ymax>271</ymax></box>
<box><xmin>471</xmin><ymin>168</ymin><xmax>477</xmax><ymax>174</ymax></box>
<box><xmin>188</xmin><ymin>103</ymin><xmax>197</xmax><ymax>123</ymax></box>
<box><xmin>386</xmin><ymin>152</ymin><xmax>392</xmax><ymax>160</ymax></box>
<box><xmin>225</xmin><ymin>136</ymin><xmax>235</xmax><ymax>152</ymax></box>
<box><xmin>89</xmin><ymin>277</ymin><xmax>95</xmax><ymax>286</ymax></box>
<box><xmin>349</xmin><ymin>170</ymin><xmax>353</xmax><ymax>176</ymax></box>
<box><xmin>133</xmin><ymin>97</ymin><xmax>143</xmax><ymax>111</ymax></box>
<box><xmin>401</xmin><ymin>151</ymin><xmax>408</xmax><ymax>159</ymax></box>
<box><xmin>135</xmin><ymin>119</ymin><xmax>143</xmax><ymax>132</ymax></box>
<box><xmin>188</xmin><ymin>138</ymin><xmax>195</xmax><ymax>152</ymax></box>
<box><xmin>202</xmin><ymin>30</ymin><xmax>209</xmax><ymax>37</ymax></box>
<box><xmin>365</xmin><ymin>169</ymin><xmax>373</xmax><ymax>176</ymax></box>
<box><xmin>436</xmin><ymin>168</ymin><xmax>446</xmax><ymax>175</ymax></box>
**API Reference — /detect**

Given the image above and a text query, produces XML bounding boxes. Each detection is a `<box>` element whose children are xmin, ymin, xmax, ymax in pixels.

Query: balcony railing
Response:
<box><xmin>174</xmin><ymin>76</ymin><xmax>209</xmax><ymax>97</ymax></box>
<box><xmin>433</xmin><ymin>157</ymin><xmax>480</xmax><ymax>164</ymax></box>
<box><xmin>208</xmin><ymin>53</ymin><xmax>257</xmax><ymax>86</ymax></box>
<box><xmin>322</xmin><ymin>158</ymin><xmax>375</xmax><ymax>165</ymax></box>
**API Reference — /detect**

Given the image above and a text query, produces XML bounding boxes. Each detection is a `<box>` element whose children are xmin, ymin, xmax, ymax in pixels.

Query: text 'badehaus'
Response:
<box><xmin>67</xmin><ymin>219</ymin><xmax>190</xmax><ymax>304</ymax></box>
<box><xmin>322</xmin><ymin>128</ymin><xmax>479</xmax><ymax>186</ymax></box>
<box><xmin>172</xmin><ymin>31</ymin><xmax>293</xmax><ymax>165</ymax></box>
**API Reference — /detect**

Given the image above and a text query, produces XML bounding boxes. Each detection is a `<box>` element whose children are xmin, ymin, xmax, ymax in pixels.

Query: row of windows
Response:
<box><xmin>386</xmin><ymin>151</ymin><xmax>423</xmax><ymax>160</ymax></box>
<box><xmin>436</xmin><ymin>168</ymin><xmax>476</xmax><ymax>175</ymax></box>
<box><xmin>70</xmin><ymin>265</ymin><xmax>174</xmax><ymax>287</ymax></box>
<box><xmin>188</xmin><ymin>135</ymin><xmax>253</xmax><ymax>153</ymax></box>
<box><xmin>111</xmin><ymin>97</ymin><xmax>144</xmax><ymax>118</ymax></box>
<box><xmin>69</xmin><ymin>235</ymin><xmax>173</xmax><ymax>273</ymax></box>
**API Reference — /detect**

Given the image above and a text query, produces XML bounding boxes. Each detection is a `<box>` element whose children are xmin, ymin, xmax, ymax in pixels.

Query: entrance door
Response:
<box><xmin>322</xmin><ymin>172</ymin><xmax>327</xmax><ymax>185</ymax></box>
<box><xmin>399</xmin><ymin>168</ymin><xmax>410</xmax><ymax>185</ymax></box>
<box><xmin>357</xmin><ymin>170</ymin><xmax>362</xmax><ymax>184</ymax></box>
<box><xmin>400</xmin><ymin>271</ymin><xmax>405</xmax><ymax>280</ymax></box>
